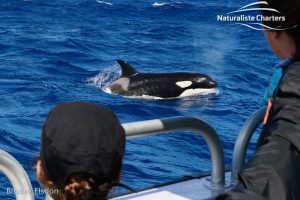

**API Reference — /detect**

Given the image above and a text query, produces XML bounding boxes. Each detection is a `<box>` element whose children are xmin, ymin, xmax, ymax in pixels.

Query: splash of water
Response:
<box><xmin>87</xmin><ymin>63</ymin><xmax>120</xmax><ymax>91</ymax></box>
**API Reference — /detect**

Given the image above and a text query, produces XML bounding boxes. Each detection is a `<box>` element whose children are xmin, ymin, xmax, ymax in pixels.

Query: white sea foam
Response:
<box><xmin>96</xmin><ymin>0</ymin><xmax>113</xmax><ymax>6</ymax></box>
<box><xmin>87</xmin><ymin>64</ymin><xmax>120</xmax><ymax>90</ymax></box>
<box><xmin>152</xmin><ymin>2</ymin><xmax>168</xmax><ymax>7</ymax></box>
<box><xmin>125</xmin><ymin>95</ymin><xmax>164</xmax><ymax>100</ymax></box>
<box><xmin>151</xmin><ymin>2</ymin><xmax>185</xmax><ymax>8</ymax></box>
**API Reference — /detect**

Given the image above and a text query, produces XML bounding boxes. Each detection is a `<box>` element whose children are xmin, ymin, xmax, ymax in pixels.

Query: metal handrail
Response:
<box><xmin>122</xmin><ymin>116</ymin><xmax>225</xmax><ymax>189</ymax></box>
<box><xmin>0</xmin><ymin>149</ymin><xmax>34</xmax><ymax>200</ymax></box>
<box><xmin>231</xmin><ymin>107</ymin><xmax>267</xmax><ymax>184</ymax></box>
<box><xmin>0</xmin><ymin>116</ymin><xmax>225</xmax><ymax>200</ymax></box>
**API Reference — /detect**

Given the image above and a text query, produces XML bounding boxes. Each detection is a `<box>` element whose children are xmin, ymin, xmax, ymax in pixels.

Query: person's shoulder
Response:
<box><xmin>278</xmin><ymin>61</ymin><xmax>300</xmax><ymax>96</ymax></box>
<box><xmin>282</xmin><ymin>61</ymin><xmax>300</xmax><ymax>81</ymax></box>
<box><xmin>285</xmin><ymin>60</ymin><xmax>300</xmax><ymax>74</ymax></box>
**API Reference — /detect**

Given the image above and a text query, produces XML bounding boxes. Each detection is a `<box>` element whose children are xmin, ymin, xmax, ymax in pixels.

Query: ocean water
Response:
<box><xmin>0</xmin><ymin>0</ymin><xmax>278</xmax><ymax>199</ymax></box>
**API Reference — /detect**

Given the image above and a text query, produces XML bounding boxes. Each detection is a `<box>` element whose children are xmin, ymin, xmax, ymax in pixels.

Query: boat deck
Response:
<box><xmin>113</xmin><ymin>172</ymin><xmax>231</xmax><ymax>200</ymax></box>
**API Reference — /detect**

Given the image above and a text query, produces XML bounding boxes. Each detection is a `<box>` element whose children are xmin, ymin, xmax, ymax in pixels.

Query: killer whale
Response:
<box><xmin>106</xmin><ymin>60</ymin><xmax>217</xmax><ymax>99</ymax></box>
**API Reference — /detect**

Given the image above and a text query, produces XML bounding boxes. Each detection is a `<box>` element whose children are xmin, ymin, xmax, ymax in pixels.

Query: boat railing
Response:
<box><xmin>231</xmin><ymin>107</ymin><xmax>266</xmax><ymax>184</ymax></box>
<box><xmin>0</xmin><ymin>108</ymin><xmax>266</xmax><ymax>199</ymax></box>
<box><xmin>0</xmin><ymin>149</ymin><xmax>34</xmax><ymax>200</ymax></box>
<box><xmin>122</xmin><ymin>116</ymin><xmax>225</xmax><ymax>191</ymax></box>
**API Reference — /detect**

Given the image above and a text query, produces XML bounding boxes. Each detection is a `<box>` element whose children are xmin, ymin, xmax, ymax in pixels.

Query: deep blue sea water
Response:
<box><xmin>0</xmin><ymin>0</ymin><xmax>278</xmax><ymax>199</ymax></box>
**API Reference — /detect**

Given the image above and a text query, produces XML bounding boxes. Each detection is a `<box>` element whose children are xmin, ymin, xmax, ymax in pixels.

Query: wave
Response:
<box><xmin>151</xmin><ymin>2</ymin><xmax>192</xmax><ymax>9</ymax></box>
<box><xmin>152</xmin><ymin>2</ymin><xmax>168</xmax><ymax>7</ymax></box>
<box><xmin>0</xmin><ymin>129</ymin><xmax>39</xmax><ymax>154</ymax></box>
<box><xmin>96</xmin><ymin>0</ymin><xmax>113</xmax><ymax>6</ymax></box>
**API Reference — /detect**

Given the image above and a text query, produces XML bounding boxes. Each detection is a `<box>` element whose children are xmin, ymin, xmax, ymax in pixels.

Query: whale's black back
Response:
<box><xmin>126</xmin><ymin>73</ymin><xmax>211</xmax><ymax>98</ymax></box>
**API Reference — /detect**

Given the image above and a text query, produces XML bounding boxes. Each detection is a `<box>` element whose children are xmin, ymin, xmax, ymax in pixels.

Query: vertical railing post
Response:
<box><xmin>0</xmin><ymin>150</ymin><xmax>34</xmax><ymax>200</ymax></box>
<box><xmin>231</xmin><ymin>107</ymin><xmax>266</xmax><ymax>184</ymax></box>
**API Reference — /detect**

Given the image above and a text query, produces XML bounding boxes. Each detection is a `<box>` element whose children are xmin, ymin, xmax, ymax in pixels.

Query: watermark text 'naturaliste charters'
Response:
<box><xmin>217</xmin><ymin>14</ymin><xmax>285</xmax><ymax>23</ymax></box>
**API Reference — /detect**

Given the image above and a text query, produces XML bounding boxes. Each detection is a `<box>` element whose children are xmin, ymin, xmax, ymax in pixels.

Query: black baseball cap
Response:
<box><xmin>40</xmin><ymin>102</ymin><xmax>126</xmax><ymax>189</ymax></box>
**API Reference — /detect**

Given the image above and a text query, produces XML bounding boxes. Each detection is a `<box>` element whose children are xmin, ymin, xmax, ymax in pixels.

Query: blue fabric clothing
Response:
<box><xmin>264</xmin><ymin>58</ymin><xmax>295</xmax><ymax>104</ymax></box>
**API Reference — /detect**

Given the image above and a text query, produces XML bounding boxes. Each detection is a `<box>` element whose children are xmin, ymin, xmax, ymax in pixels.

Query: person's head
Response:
<box><xmin>261</xmin><ymin>0</ymin><xmax>300</xmax><ymax>60</ymax></box>
<box><xmin>36</xmin><ymin>102</ymin><xmax>126</xmax><ymax>200</ymax></box>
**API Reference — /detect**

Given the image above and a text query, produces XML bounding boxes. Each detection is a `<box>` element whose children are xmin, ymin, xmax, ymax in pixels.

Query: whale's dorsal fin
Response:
<box><xmin>117</xmin><ymin>60</ymin><xmax>138</xmax><ymax>77</ymax></box>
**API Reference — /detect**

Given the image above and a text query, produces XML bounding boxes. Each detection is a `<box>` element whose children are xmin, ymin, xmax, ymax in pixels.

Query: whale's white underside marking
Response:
<box><xmin>179</xmin><ymin>88</ymin><xmax>217</xmax><ymax>97</ymax></box>
<box><xmin>176</xmin><ymin>81</ymin><xmax>192</xmax><ymax>88</ymax></box>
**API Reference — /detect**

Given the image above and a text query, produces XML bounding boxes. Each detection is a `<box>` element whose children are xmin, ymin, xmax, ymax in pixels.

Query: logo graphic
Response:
<box><xmin>217</xmin><ymin>1</ymin><xmax>298</xmax><ymax>30</ymax></box>
<box><xmin>226</xmin><ymin>1</ymin><xmax>281</xmax><ymax>15</ymax></box>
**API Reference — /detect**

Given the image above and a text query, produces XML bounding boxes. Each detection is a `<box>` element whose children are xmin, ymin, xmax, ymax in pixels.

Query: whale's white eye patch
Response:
<box><xmin>176</xmin><ymin>81</ymin><xmax>192</xmax><ymax>88</ymax></box>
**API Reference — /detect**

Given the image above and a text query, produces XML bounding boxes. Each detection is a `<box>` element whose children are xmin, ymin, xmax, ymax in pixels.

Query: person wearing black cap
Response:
<box><xmin>36</xmin><ymin>102</ymin><xmax>126</xmax><ymax>200</ymax></box>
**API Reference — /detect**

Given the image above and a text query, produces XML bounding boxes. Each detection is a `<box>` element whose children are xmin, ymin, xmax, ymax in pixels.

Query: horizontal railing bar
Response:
<box><xmin>122</xmin><ymin>116</ymin><xmax>225</xmax><ymax>189</ymax></box>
